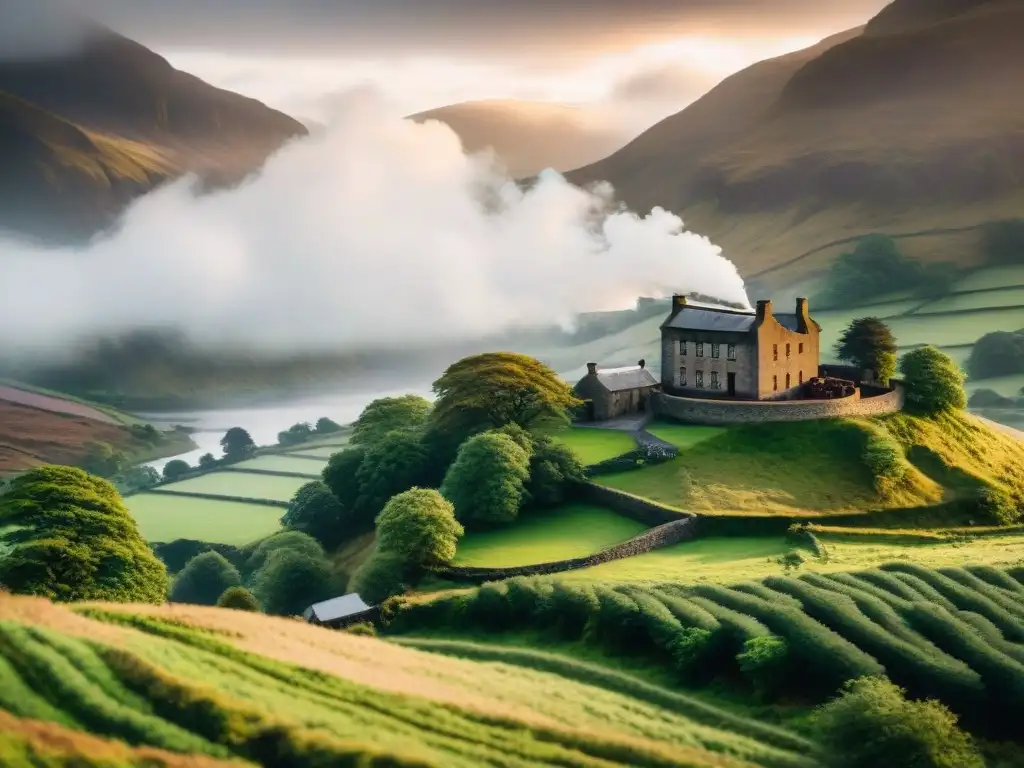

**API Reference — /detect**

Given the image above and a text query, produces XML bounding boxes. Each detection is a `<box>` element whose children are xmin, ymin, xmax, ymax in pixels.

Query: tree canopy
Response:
<box><xmin>315</xmin><ymin>417</ymin><xmax>343</xmax><ymax>434</ymax></box>
<box><xmin>220</xmin><ymin>427</ymin><xmax>256</xmax><ymax>460</ymax></box>
<box><xmin>169</xmin><ymin>551</ymin><xmax>242</xmax><ymax>606</ymax></box>
<box><xmin>440</xmin><ymin>431</ymin><xmax>531</xmax><ymax>527</ymax></box>
<box><xmin>250</xmin><ymin>549</ymin><xmax>332</xmax><ymax>616</ymax></box>
<box><xmin>281</xmin><ymin>481</ymin><xmax>347</xmax><ymax>549</ymax></box>
<box><xmin>278</xmin><ymin>422</ymin><xmax>314</xmax><ymax>447</ymax></box>
<box><xmin>349</xmin><ymin>551</ymin><xmax>407</xmax><ymax>605</ymax></box>
<box><xmin>966</xmin><ymin>329</ymin><xmax>1024</xmax><ymax>379</ymax></box>
<box><xmin>351</xmin><ymin>395</ymin><xmax>432</xmax><ymax>446</ymax></box>
<box><xmin>321</xmin><ymin>447</ymin><xmax>366</xmax><ymax>514</ymax></box>
<box><xmin>198</xmin><ymin>453</ymin><xmax>218</xmax><ymax>470</ymax></box>
<box><xmin>162</xmin><ymin>459</ymin><xmax>192</xmax><ymax>482</ymax></box>
<box><xmin>982</xmin><ymin>219</ymin><xmax>1024</xmax><ymax>266</ymax></box>
<box><xmin>899</xmin><ymin>347</ymin><xmax>966</xmax><ymax>415</ymax></box>
<box><xmin>216</xmin><ymin>585</ymin><xmax>260</xmax><ymax>611</ymax></box>
<box><xmin>430</xmin><ymin>352</ymin><xmax>581</xmax><ymax>441</ymax></box>
<box><xmin>375</xmin><ymin>488</ymin><xmax>463</xmax><ymax>568</ymax></box>
<box><xmin>0</xmin><ymin>465</ymin><xmax>168</xmax><ymax>603</ymax></box>
<box><xmin>525</xmin><ymin>435</ymin><xmax>586</xmax><ymax>509</ymax></box>
<box><xmin>355</xmin><ymin>430</ymin><xmax>429</xmax><ymax>518</ymax></box>
<box><xmin>834</xmin><ymin>317</ymin><xmax>898</xmax><ymax>383</ymax></box>
<box><xmin>246</xmin><ymin>530</ymin><xmax>325</xmax><ymax>576</ymax></box>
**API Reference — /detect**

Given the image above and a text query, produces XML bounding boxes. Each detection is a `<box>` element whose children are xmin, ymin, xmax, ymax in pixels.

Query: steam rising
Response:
<box><xmin>0</xmin><ymin>93</ymin><xmax>748</xmax><ymax>359</ymax></box>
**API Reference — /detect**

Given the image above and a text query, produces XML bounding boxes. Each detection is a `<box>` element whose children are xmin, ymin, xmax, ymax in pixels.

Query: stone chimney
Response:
<box><xmin>672</xmin><ymin>295</ymin><xmax>688</xmax><ymax>312</ymax></box>
<box><xmin>638</xmin><ymin>359</ymin><xmax>646</xmax><ymax>369</ymax></box>
<box><xmin>587</xmin><ymin>362</ymin><xmax>598</xmax><ymax>375</ymax></box>
<box><xmin>795</xmin><ymin>297</ymin><xmax>811</xmax><ymax>333</ymax></box>
<box><xmin>755</xmin><ymin>299</ymin><xmax>773</xmax><ymax>324</ymax></box>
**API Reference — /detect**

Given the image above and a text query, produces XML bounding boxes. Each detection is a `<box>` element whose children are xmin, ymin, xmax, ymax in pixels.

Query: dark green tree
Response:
<box><xmin>220</xmin><ymin>427</ymin><xmax>256</xmax><ymax>461</ymax></box>
<box><xmin>281</xmin><ymin>481</ymin><xmax>346</xmax><ymax>549</ymax></box>
<box><xmin>162</xmin><ymin>459</ymin><xmax>191</xmax><ymax>482</ymax></box>
<box><xmin>899</xmin><ymin>347</ymin><xmax>966</xmax><ymax>415</ymax></box>
<box><xmin>982</xmin><ymin>219</ymin><xmax>1024</xmax><ymax>265</ymax></box>
<box><xmin>321</xmin><ymin>446</ymin><xmax>366</xmax><ymax>514</ymax></box>
<box><xmin>216</xmin><ymin>585</ymin><xmax>260</xmax><ymax>611</ymax></box>
<box><xmin>818</xmin><ymin>235</ymin><xmax>923</xmax><ymax>308</ymax></box>
<box><xmin>169</xmin><ymin>551</ymin><xmax>242</xmax><ymax>606</ymax></box>
<box><xmin>355</xmin><ymin>430</ymin><xmax>429</xmax><ymax>518</ymax></box>
<box><xmin>834</xmin><ymin>317</ymin><xmax>899</xmax><ymax>384</ymax></box>
<box><xmin>315</xmin><ymin>417</ymin><xmax>343</xmax><ymax>434</ymax></box>
<box><xmin>198</xmin><ymin>453</ymin><xmax>218</xmax><ymax>470</ymax></box>
<box><xmin>966</xmin><ymin>329</ymin><xmax>1024</xmax><ymax>379</ymax></box>
<box><xmin>113</xmin><ymin>465</ymin><xmax>160</xmax><ymax>495</ymax></box>
<box><xmin>440</xmin><ymin>432</ymin><xmax>531</xmax><ymax>527</ymax></box>
<box><xmin>80</xmin><ymin>442</ymin><xmax>127</xmax><ymax>477</ymax></box>
<box><xmin>351</xmin><ymin>395</ymin><xmax>432</xmax><ymax>446</ymax></box>
<box><xmin>813</xmin><ymin>677</ymin><xmax>982</xmax><ymax>768</ymax></box>
<box><xmin>250</xmin><ymin>549</ymin><xmax>332</xmax><ymax>616</ymax></box>
<box><xmin>278</xmin><ymin>422</ymin><xmax>314</xmax><ymax>447</ymax></box>
<box><xmin>430</xmin><ymin>353</ymin><xmax>581</xmax><ymax>443</ymax></box>
<box><xmin>0</xmin><ymin>466</ymin><xmax>168</xmax><ymax>603</ymax></box>
<box><xmin>349</xmin><ymin>551</ymin><xmax>407</xmax><ymax>605</ymax></box>
<box><xmin>525</xmin><ymin>436</ymin><xmax>585</xmax><ymax>509</ymax></box>
<box><xmin>246</xmin><ymin>530</ymin><xmax>325</xmax><ymax>576</ymax></box>
<box><xmin>375</xmin><ymin>488</ymin><xmax>463</xmax><ymax>568</ymax></box>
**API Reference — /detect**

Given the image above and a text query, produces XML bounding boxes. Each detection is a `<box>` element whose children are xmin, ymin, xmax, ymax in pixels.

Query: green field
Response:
<box><xmin>452</xmin><ymin>503</ymin><xmax>648</xmax><ymax>568</ymax></box>
<box><xmin>282</xmin><ymin>445</ymin><xmax>346</xmax><ymax>459</ymax></box>
<box><xmin>549</xmin><ymin>427</ymin><xmax>636</xmax><ymax>465</ymax></box>
<box><xmin>919</xmin><ymin>286</ymin><xmax>1024</xmax><ymax>313</ymax></box>
<box><xmin>152</xmin><ymin>471</ymin><xmax>308</xmax><ymax>502</ymax></box>
<box><xmin>126</xmin><ymin>493</ymin><xmax>283</xmax><ymax>544</ymax></box>
<box><xmin>0</xmin><ymin>596</ymin><xmax>811</xmax><ymax>768</ymax></box>
<box><xmin>953</xmin><ymin>265</ymin><xmax>1024</xmax><ymax>292</ymax></box>
<box><xmin>231</xmin><ymin>455</ymin><xmax>327</xmax><ymax>475</ymax></box>
<box><xmin>645</xmin><ymin>422</ymin><xmax>726</xmax><ymax>450</ymax></box>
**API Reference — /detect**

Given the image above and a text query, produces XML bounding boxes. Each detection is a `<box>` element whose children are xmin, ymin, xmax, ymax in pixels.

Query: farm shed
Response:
<box><xmin>303</xmin><ymin>593</ymin><xmax>378</xmax><ymax>628</ymax></box>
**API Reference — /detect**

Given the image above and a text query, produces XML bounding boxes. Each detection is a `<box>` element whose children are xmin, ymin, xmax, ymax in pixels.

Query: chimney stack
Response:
<box><xmin>638</xmin><ymin>359</ymin><xmax>646</xmax><ymax>369</ymax></box>
<box><xmin>795</xmin><ymin>297</ymin><xmax>811</xmax><ymax>333</ymax></box>
<box><xmin>755</xmin><ymin>299</ymin><xmax>773</xmax><ymax>324</ymax></box>
<box><xmin>672</xmin><ymin>295</ymin><xmax>688</xmax><ymax>313</ymax></box>
<box><xmin>587</xmin><ymin>362</ymin><xmax>598</xmax><ymax>375</ymax></box>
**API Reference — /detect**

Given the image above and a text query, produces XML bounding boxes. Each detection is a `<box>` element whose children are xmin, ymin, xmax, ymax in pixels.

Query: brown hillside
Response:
<box><xmin>568</xmin><ymin>1</ymin><xmax>1024</xmax><ymax>287</ymax></box>
<box><xmin>409</xmin><ymin>99</ymin><xmax>630</xmax><ymax>176</ymax></box>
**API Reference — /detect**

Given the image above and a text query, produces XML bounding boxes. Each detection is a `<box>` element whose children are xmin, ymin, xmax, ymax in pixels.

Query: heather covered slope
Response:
<box><xmin>0</xmin><ymin>594</ymin><xmax>813</xmax><ymax>767</ymax></box>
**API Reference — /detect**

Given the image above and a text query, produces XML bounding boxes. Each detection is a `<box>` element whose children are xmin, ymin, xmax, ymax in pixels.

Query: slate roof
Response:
<box><xmin>303</xmin><ymin>593</ymin><xmax>372</xmax><ymax>623</ymax></box>
<box><xmin>663</xmin><ymin>306</ymin><xmax>757</xmax><ymax>332</ymax></box>
<box><xmin>594</xmin><ymin>366</ymin><xmax>659</xmax><ymax>392</ymax></box>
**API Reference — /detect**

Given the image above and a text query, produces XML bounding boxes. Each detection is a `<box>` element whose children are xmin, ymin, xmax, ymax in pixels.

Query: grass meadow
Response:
<box><xmin>645</xmin><ymin>423</ymin><xmax>726</xmax><ymax>450</ymax></box>
<box><xmin>152</xmin><ymin>472</ymin><xmax>308</xmax><ymax>502</ymax></box>
<box><xmin>0</xmin><ymin>594</ymin><xmax>812</xmax><ymax>768</ymax></box>
<box><xmin>281</xmin><ymin>445</ymin><xmax>347</xmax><ymax>459</ymax></box>
<box><xmin>126</xmin><ymin>494</ymin><xmax>283</xmax><ymax>544</ymax></box>
<box><xmin>230</xmin><ymin>455</ymin><xmax>327</xmax><ymax>475</ymax></box>
<box><xmin>549</xmin><ymin>428</ymin><xmax>637</xmax><ymax>465</ymax></box>
<box><xmin>452</xmin><ymin>504</ymin><xmax>647</xmax><ymax>568</ymax></box>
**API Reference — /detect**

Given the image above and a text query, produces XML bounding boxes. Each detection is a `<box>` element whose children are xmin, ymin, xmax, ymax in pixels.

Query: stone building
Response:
<box><xmin>660</xmin><ymin>296</ymin><xmax>820</xmax><ymax>400</ymax></box>
<box><xmin>573</xmin><ymin>361</ymin><xmax>659</xmax><ymax>420</ymax></box>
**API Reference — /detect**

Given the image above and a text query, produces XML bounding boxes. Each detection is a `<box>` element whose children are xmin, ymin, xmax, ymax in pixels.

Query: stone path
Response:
<box><xmin>577</xmin><ymin>412</ymin><xmax>677</xmax><ymax>455</ymax></box>
<box><xmin>634</xmin><ymin>429</ymin><xmax>676</xmax><ymax>454</ymax></box>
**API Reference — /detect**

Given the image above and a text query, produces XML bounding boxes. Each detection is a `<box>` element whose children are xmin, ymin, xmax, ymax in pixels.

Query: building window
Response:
<box><xmin>727</xmin><ymin>343</ymin><xmax>736</xmax><ymax>361</ymax></box>
<box><xmin>773</xmin><ymin>344</ymin><xmax>778</xmax><ymax>361</ymax></box>
<box><xmin>786</xmin><ymin>343</ymin><xmax>791</xmax><ymax>358</ymax></box>
<box><xmin>696</xmin><ymin>370</ymin><xmax>704</xmax><ymax>388</ymax></box>
<box><xmin>696</xmin><ymin>342</ymin><xmax>704</xmax><ymax>357</ymax></box>
<box><xmin>799</xmin><ymin>342</ymin><xmax>804</xmax><ymax>354</ymax></box>
<box><xmin>710</xmin><ymin>371</ymin><xmax>720</xmax><ymax>390</ymax></box>
<box><xmin>679</xmin><ymin>340</ymin><xmax>686</xmax><ymax>356</ymax></box>
<box><xmin>799</xmin><ymin>371</ymin><xmax>804</xmax><ymax>385</ymax></box>
<box><xmin>679</xmin><ymin>367</ymin><xmax>687</xmax><ymax>386</ymax></box>
<box><xmin>786</xmin><ymin>373</ymin><xmax>791</xmax><ymax>389</ymax></box>
<box><xmin>711</xmin><ymin>343</ymin><xmax>720</xmax><ymax>359</ymax></box>
<box><xmin>773</xmin><ymin>375</ymin><xmax>778</xmax><ymax>392</ymax></box>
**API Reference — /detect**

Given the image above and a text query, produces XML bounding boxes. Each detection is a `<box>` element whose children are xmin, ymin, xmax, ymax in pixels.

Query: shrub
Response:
<box><xmin>246</xmin><ymin>531</ymin><xmax>325</xmax><ymax>577</ymax></box>
<box><xmin>170</xmin><ymin>551</ymin><xmax>242</xmax><ymax>606</ymax></box>
<box><xmin>346</xmin><ymin>622</ymin><xmax>376</xmax><ymax>636</ymax></box>
<box><xmin>899</xmin><ymin>347</ymin><xmax>966</xmax><ymax>415</ymax></box>
<box><xmin>375</xmin><ymin>488</ymin><xmax>463</xmax><ymax>568</ymax></box>
<box><xmin>217</xmin><ymin>585</ymin><xmax>260</xmax><ymax>611</ymax></box>
<box><xmin>736</xmin><ymin>636</ymin><xmax>789</xmax><ymax>697</ymax></box>
<box><xmin>349</xmin><ymin>552</ymin><xmax>407</xmax><ymax>605</ymax></box>
<box><xmin>862</xmin><ymin>426</ymin><xmax>910</xmax><ymax>498</ymax></box>
<box><xmin>440</xmin><ymin>432</ymin><xmax>531</xmax><ymax>527</ymax></box>
<box><xmin>280</xmin><ymin>481</ymin><xmax>347</xmax><ymax>549</ymax></box>
<box><xmin>250</xmin><ymin>549</ymin><xmax>332</xmax><ymax>616</ymax></box>
<box><xmin>813</xmin><ymin>677</ymin><xmax>983</xmax><ymax>768</ymax></box>
<box><xmin>971</xmin><ymin>484</ymin><xmax>1019</xmax><ymax>526</ymax></box>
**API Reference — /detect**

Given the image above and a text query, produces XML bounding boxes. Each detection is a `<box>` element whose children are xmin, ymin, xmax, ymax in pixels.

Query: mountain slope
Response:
<box><xmin>0</xmin><ymin>21</ymin><xmax>306</xmax><ymax>243</ymax></box>
<box><xmin>409</xmin><ymin>99</ymin><xmax>630</xmax><ymax>176</ymax></box>
<box><xmin>568</xmin><ymin>0</ymin><xmax>1024</xmax><ymax>287</ymax></box>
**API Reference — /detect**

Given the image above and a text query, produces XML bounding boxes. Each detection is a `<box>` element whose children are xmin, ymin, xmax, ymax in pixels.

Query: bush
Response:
<box><xmin>862</xmin><ymin>426</ymin><xmax>909</xmax><ymax>498</ymax></box>
<box><xmin>280</xmin><ymin>481</ymin><xmax>347</xmax><ymax>549</ymax></box>
<box><xmin>346</xmin><ymin>622</ymin><xmax>376</xmax><ymax>636</ymax></box>
<box><xmin>170</xmin><ymin>551</ymin><xmax>242</xmax><ymax>606</ymax></box>
<box><xmin>813</xmin><ymin>677</ymin><xmax>983</xmax><ymax>768</ymax></box>
<box><xmin>246</xmin><ymin>531</ymin><xmax>325</xmax><ymax>577</ymax></box>
<box><xmin>736</xmin><ymin>636</ymin><xmax>789</xmax><ymax>697</ymax></box>
<box><xmin>250</xmin><ymin>549</ymin><xmax>332</xmax><ymax>616</ymax></box>
<box><xmin>375</xmin><ymin>488</ymin><xmax>463</xmax><ymax>568</ymax></box>
<box><xmin>162</xmin><ymin>459</ymin><xmax>191</xmax><ymax>482</ymax></box>
<box><xmin>217</xmin><ymin>585</ymin><xmax>260</xmax><ymax>611</ymax></box>
<box><xmin>440</xmin><ymin>432</ymin><xmax>531</xmax><ymax>527</ymax></box>
<box><xmin>899</xmin><ymin>347</ymin><xmax>966</xmax><ymax>415</ymax></box>
<box><xmin>972</xmin><ymin>484</ymin><xmax>1019</xmax><ymax>526</ymax></box>
<box><xmin>349</xmin><ymin>552</ymin><xmax>407</xmax><ymax>605</ymax></box>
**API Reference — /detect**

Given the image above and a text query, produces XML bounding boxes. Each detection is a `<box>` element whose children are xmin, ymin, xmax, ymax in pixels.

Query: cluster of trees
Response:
<box><xmin>966</xmin><ymin>328</ymin><xmax>1024</xmax><ymax>380</ymax></box>
<box><xmin>278</xmin><ymin>417</ymin><xmax>343</xmax><ymax>447</ymax></box>
<box><xmin>816</xmin><ymin>235</ymin><xmax>960</xmax><ymax>309</ymax></box>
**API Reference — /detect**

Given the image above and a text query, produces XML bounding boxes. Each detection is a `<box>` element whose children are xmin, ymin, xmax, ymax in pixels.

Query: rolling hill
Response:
<box><xmin>568</xmin><ymin>0</ymin><xmax>1024</xmax><ymax>289</ymax></box>
<box><xmin>0</xmin><ymin>19</ymin><xmax>305</xmax><ymax>243</ymax></box>
<box><xmin>408</xmin><ymin>99</ymin><xmax>630</xmax><ymax>177</ymax></box>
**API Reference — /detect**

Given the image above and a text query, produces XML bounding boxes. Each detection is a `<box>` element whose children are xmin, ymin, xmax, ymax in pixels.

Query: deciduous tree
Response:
<box><xmin>217</xmin><ymin>585</ymin><xmax>260</xmax><ymax>611</ymax></box>
<box><xmin>899</xmin><ymin>347</ymin><xmax>966</xmax><ymax>415</ymax></box>
<box><xmin>525</xmin><ymin>436</ymin><xmax>585</xmax><ymax>508</ymax></box>
<box><xmin>349</xmin><ymin>551</ymin><xmax>407</xmax><ymax>605</ymax></box>
<box><xmin>375</xmin><ymin>488</ymin><xmax>463</xmax><ymax>568</ymax></box>
<box><xmin>351</xmin><ymin>395</ymin><xmax>432</xmax><ymax>446</ymax></box>
<box><xmin>250</xmin><ymin>549</ymin><xmax>332</xmax><ymax>616</ymax></box>
<box><xmin>835</xmin><ymin>317</ymin><xmax>898</xmax><ymax>384</ymax></box>
<box><xmin>0</xmin><ymin>466</ymin><xmax>168</xmax><ymax>603</ymax></box>
<box><xmin>170</xmin><ymin>551</ymin><xmax>242</xmax><ymax>606</ymax></box>
<box><xmin>220</xmin><ymin>427</ymin><xmax>256</xmax><ymax>461</ymax></box>
<box><xmin>322</xmin><ymin>446</ymin><xmax>367</xmax><ymax>518</ymax></box>
<box><xmin>198</xmin><ymin>453</ymin><xmax>218</xmax><ymax>470</ymax></box>
<box><xmin>441</xmin><ymin>432</ymin><xmax>531</xmax><ymax>527</ymax></box>
<box><xmin>281</xmin><ymin>481</ymin><xmax>346</xmax><ymax>549</ymax></box>
<box><xmin>355</xmin><ymin>430</ymin><xmax>429</xmax><ymax>518</ymax></box>
<box><xmin>315</xmin><ymin>417</ymin><xmax>343</xmax><ymax>434</ymax></box>
<box><xmin>246</xmin><ymin>530</ymin><xmax>325</xmax><ymax>576</ymax></box>
<box><xmin>162</xmin><ymin>459</ymin><xmax>191</xmax><ymax>482</ymax></box>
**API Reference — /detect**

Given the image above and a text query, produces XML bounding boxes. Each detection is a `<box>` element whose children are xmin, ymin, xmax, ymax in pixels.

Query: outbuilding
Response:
<box><xmin>573</xmin><ymin>360</ymin><xmax>659</xmax><ymax>421</ymax></box>
<box><xmin>303</xmin><ymin>593</ymin><xmax>377</xmax><ymax>629</ymax></box>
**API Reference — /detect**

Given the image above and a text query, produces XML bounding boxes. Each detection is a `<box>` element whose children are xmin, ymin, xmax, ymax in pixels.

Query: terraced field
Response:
<box><xmin>0</xmin><ymin>594</ymin><xmax>814</xmax><ymax>768</ymax></box>
<box><xmin>151</xmin><ymin>472</ymin><xmax>308</xmax><ymax>502</ymax></box>
<box><xmin>549</xmin><ymin>428</ymin><xmax>637</xmax><ymax>465</ymax></box>
<box><xmin>393</xmin><ymin>563</ymin><xmax>1024</xmax><ymax>739</ymax></box>
<box><xmin>230</xmin><ymin>454</ymin><xmax>328</xmax><ymax>475</ymax></box>
<box><xmin>127</xmin><ymin>494</ymin><xmax>283</xmax><ymax>545</ymax></box>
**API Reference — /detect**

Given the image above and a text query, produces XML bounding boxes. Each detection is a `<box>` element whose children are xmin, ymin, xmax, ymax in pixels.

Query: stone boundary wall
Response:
<box><xmin>651</xmin><ymin>383</ymin><xmax>904</xmax><ymax>426</ymax></box>
<box><xmin>435</xmin><ymin>516</ymin><xmax>696</xmax><ymax>583</ymax></box>
<box><xmin>576</xmin><ymin>482</ymin><xmax>691</xmax><ymax>525</ymax></box>
<box><xmin>145</xmin><ymin>489</ymin><xmax>288</xmax><ymax>508</ymax></box>
<box><xmin>219</xmin><ymin>467</ymin><xmax>320</xmax><ymax>479</ymax></box>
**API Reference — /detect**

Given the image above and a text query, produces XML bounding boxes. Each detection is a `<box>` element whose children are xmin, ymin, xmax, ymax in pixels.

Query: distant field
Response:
<box><xmin>966</xmin><ymin>373</ymin><xmax>1024</xmax><ymax>397</ymax></box>
<box><xmin>0</xmin><ymin>384</ymin><xmax>118</xmax><ymax>425</ymax></box>
<box><xmin>231</xmin><ymin>454</ymin><xmax>326</xmax><ymax>475</ymax></box>
<box><xmin>127</xmin><ymin>493</ymin><xmax>283</xmax><ymax>544</ymax></box>
<box><xmin>452</xmin><ymin>503</ymin><xmax>647</xmax><ymax>568</ymax></box>
<box><xmin>152</xmin><ymin>471</ymin><xmax>307</xmax><ymax>502</ymax></box>
<box><xmin>550</xmin><ymin>428</ymin><xmax>636</xmax><ymax>465</ymax></box>
<box><xmin>560</xmin><ymin>532</ymin><xmax>1024</xmax><ymax>583</ymax></box>
<box><xmin>645</xmin><ymin>422</ymin><xmax>725</xmax><ymax>450</ymax></box>
<box><xmin>953</xmin><ymin>265</ymin><xmax>1024</xmax><ymax>291</ymax></box>
<box><xmin>919</xmin><ymin>286</ymin><xmax>1024</xmax><ymax>313</ymax></box>
<box><xmin>283</xmin><ymin>445</ymin><xmax>346</xmax><ymax>459</ymax></box>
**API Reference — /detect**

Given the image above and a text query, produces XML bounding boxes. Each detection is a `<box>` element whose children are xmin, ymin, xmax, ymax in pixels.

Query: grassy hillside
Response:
<box><xmin>0</xmin><ymin>594</ymin><xmax>814</xmax><ymax>767</ymax></box>
<box><xmin>567</xmin><ymin>1</ymin><xmax>1024</xmax><ymax>288</ymax></box>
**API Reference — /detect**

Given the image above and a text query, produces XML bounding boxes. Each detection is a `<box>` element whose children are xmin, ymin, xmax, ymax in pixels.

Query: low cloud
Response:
<box><xmin>0</xmin><ymin>91</ymin><xmax>748</xmax><ymax>362</ymax></box>
<box><xmin>0</xmin><ymin>0</ymin><xmax>93</xmax><ymax>60</ymax></box>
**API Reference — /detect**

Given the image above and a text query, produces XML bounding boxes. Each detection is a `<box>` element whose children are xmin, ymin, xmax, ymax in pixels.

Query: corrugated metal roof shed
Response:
<box><xmin>596</xmin><ymin>366</ymin><xmax>659</xmax><ymax>392</ymax></box>
<box><xmin>303</xmin><ymin>593</ymin><xmax>372</xmax><ymax>623</ymax></box>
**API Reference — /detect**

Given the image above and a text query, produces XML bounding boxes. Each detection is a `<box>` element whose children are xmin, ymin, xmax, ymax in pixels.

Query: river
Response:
<box><xmin>141</xmin><ymin>383</ymin><xmax>433</xmax><ymax>473</ymax></box>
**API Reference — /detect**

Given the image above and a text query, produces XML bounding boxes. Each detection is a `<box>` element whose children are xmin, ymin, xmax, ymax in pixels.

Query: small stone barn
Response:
<box><xmin>303</xmin><ymin>593</ymin><xmax>377</xmax><ymax>629</ymax></box>
<box><xmin>573</xmin><ymin>360</ymin><xmax>659</xmax><ymax>421</ymax></box>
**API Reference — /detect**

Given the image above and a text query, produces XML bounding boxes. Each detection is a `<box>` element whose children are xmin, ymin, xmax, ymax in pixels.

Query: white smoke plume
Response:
<box><xmin>0</xmin><ymin>92</ymin><xmax>749</xmax><ymax>360</ymax></box>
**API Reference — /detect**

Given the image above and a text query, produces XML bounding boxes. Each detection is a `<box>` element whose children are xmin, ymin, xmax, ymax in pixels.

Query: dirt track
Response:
<box><xmin>0</xmin><ymin>385</ymin><xmax>118</xmax><ymax>424</ymax></box>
